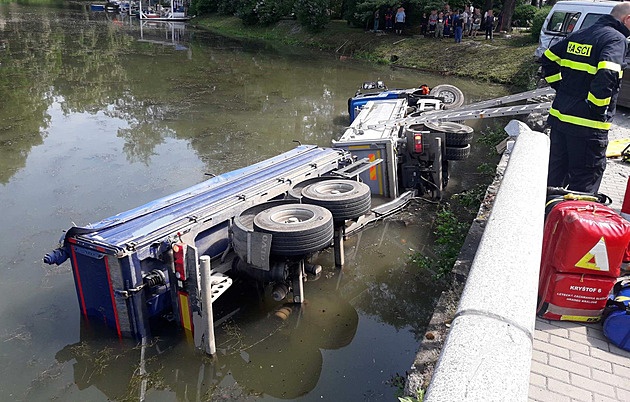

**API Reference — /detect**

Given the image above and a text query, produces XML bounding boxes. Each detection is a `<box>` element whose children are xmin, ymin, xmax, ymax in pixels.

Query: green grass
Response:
<box><xmin>193</xmin><ymin>15</ymin><xmax>539</xmax><ymax>88</ymax></box>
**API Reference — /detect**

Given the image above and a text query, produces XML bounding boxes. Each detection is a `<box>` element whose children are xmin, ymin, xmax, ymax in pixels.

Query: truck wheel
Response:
<box><xmin>287</xmin><ymin>176</ymin><xmax>337</xmax><ymax>200</ymax></box>
<box><xmin>301</xmin><ymin>180</ymin><xmax>371</xmax><ymax>222</ymax></box>
<box><xmin>424</xmin><ymin>121</ymin><xmax>474</xmax><ymax>146</ymax></box>
<box><xmin>253</xmin><ymin>204</ymin><xmax>334</xmax><ymax>256</ymax></box>
<box><xmin>233</xmin><ymin>200</ymin><xmax>298</xmax><ymax>260</ymax></box>
<box><xmin>429</xmin><ymin>84</ymin><xmax>465</xmax><ymax>109</ymax></box>
<box><xmin>445</xmin><ymin>144</ymin><xmax>471</xmax><ymax>161</ymax></box>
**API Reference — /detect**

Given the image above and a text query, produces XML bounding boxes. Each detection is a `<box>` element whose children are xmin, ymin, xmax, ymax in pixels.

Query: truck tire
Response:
<box><xmin>445</xmin><ymin>144</ymin><xmax>471</xmax><ymax>161</ymax></box>
<box><xmin>301</xmin><ymin>180</ymin><xmax>371</xmax><ymax>222</ymax></box>
<box><xmin>429</xmin><ymin>84</ymin><xmax>465</xmax><ymax>109</ymax></box>
<box><xmin>253</xmin><ymin>204</ymin><xmax>334</xmax><ymax>256</ymax></box>
<box><xmin>423</xmin><ymin>121</ymin><xmax>474</xmax><ymax>146</ymax></box>
<box><xmin>232</xmin><ymin>200</ymin><xmax>298</xmax><ymax>261</ymax></box>
<box><xmin>287</xmin><ymin>176</ymin><xmax>337</xmax><ymax>200</ymax></box>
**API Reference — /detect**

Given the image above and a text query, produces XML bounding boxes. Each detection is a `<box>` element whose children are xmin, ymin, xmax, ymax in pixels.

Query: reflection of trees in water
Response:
<box><xmin>0</xmin><ymin>15</ymin><xmax>56</xmax><ymax>183</ymax></box>
<box><xmin>331</xmin><ymin>218</ymin><xmax>445</xmax><ymax>342</ymax></box>
<box><xmin>0</xmin><ymin>8</ymin><xmax>132</xmax><ymax>182</ymax></box>
<box><xmin>1</xmin><ymin>6</ymin><xmax>352</xmax><ymax>182</ymax></box>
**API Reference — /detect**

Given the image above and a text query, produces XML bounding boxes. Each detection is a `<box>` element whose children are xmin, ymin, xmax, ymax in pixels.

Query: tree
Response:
<box><xmin>499</xmin><ymin>0</ymin><xmax>516</xmax><ymax>31</ymax></box>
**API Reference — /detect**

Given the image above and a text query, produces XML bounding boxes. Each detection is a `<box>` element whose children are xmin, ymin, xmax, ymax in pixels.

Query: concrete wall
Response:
<box><xmin>424</xmin><ymin>123</ymin><xmax>550</xmax><ymax>402</ymax></box>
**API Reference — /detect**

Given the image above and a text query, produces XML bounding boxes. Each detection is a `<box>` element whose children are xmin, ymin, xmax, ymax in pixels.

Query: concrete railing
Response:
<box><xmin>424</xmin><ymin>122</ymin><xmax>550</xmax><ymax>402</ymax></box>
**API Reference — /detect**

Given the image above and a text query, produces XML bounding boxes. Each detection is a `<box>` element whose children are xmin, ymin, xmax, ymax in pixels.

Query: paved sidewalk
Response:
<box><xmin>529</xmin><ymin>113</ymin><xmax>630</xmax><ymax>402</ymax></box>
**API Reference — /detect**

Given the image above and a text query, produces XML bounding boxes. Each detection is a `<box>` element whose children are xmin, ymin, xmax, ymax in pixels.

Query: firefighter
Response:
<box><xmin>541</xmin><ymin>3</ymin><xmax>630</xmax><ymax>193</ymax></box>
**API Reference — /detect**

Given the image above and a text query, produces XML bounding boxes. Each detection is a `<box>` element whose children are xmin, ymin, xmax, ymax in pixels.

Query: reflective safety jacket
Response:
<box><xmin>541</xmin><ymin>14</ymin><xmax>629</xmax><ymax>136</ymax></box>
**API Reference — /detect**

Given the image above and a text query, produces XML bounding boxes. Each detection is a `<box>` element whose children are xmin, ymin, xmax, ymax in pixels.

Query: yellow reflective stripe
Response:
<box><xmin>615</xmin><ymin>296</ymin><xmax>630</xmax><ymax>302</ymax></box>
<box><xmin>549</xmin><ymin>107</ymin><xmax>611</xmax><ymax>130</ymax></box>
<box><xmin>561</xmin><ymin>59</ymin><xmax>597</xmax><ymax>74</ymax></box>
<box><xmin>621</xmin><ymin>71</ymin><xmax>624</xmax><ymax>79</ymax></box>
<box><xmin>587</xmin><ymin>92</ymin><xmax>611</xmax><ymax>107</ymax></box>
<box><xmin>598</xmin><ymin>60</ymin><xmax>622</xmax><ymax>72</ymax></box>
<box><xmin>545</xmin><ymin>73</ymin><xmax>562</xmax><ymax>83</ymax></box>
<box><xmin>545</xmin><ymin>48</ymin><xmax>561</xmax><ymax>64</ymax></box>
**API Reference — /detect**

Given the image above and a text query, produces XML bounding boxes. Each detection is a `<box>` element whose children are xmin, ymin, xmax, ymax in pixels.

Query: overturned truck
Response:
<box><xmin>43</xmin><ymin>83</ymin><xmax>554</xmax><ymax>352</ymax></box>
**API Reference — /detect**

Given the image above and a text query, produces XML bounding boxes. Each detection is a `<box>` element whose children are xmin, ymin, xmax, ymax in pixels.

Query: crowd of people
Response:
<box><xmin>373</xmin><ymin>4</ymin><xmax>500</xmax><ymax>42</ymax></box>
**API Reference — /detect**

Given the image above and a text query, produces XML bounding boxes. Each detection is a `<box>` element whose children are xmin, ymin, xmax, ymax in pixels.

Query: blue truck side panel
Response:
<box><xmin>81</xmin><ymin>145</ymin><xmax>343</xmax><ymax>248</ymax></box>
<box><xmin>348</xmin><ymin>91</ymin><xmax>406</xmax><ymax>122</ymax></box>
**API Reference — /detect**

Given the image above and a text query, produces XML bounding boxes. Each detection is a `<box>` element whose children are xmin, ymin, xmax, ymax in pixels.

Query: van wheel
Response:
<box><xmin>253</xmin><ymin>204</ymin><xmax>334</xmax><ymax>256</ymax></box>
<box><xmin>445</xmin><ymin>144</ymin><xmax>471</xmax><ymax>161</ymax></box>
<box><xmin>429</xmin><ymin>84</ymin><xmax>465</xmax><ymax>109</ymax></box>
<box><xmin>301</xmin><ymin>179</ymin><xmax>371</xmax><ymax>222</ymax></box>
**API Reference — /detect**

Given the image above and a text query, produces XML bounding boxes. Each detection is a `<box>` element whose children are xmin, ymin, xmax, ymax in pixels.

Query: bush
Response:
<box><xmin>236</xmin><ymin>0</ymin><xmax>259</xmax><ymax>25</ymax></box>
<box><xmin>189</xmin><ymin>0</ymin><xmax>217</xmax><ymax>16</ymax></box>
<box><xmin>256</xmin><ymin>0</ymin><xmax>293</xmax><ymax>25</ymax></box>
<box><xmin>531</xmin><ymin>6</ymin><xmax>551</xmax><ymax>41</ymax></box>
<box><xmin>295</xmin><ymin>0</ymin><xmax>330</xmax><ymax>31</ymax></box>
<box><xmin>217</xmin><ymin>0</ymin><xmax>239</xmax><ymax>14</ymax></box>
<box><xmin>513</xmin><ymin>4</ymin><xmax>537</xmax><ymax>27</ymax></box>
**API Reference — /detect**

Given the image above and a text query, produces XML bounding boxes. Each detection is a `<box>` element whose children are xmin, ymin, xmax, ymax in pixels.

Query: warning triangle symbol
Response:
<box><xmin>575</xmin><ymin>237</ymin><xmax>610</xmax><ymax>272</ymax></box>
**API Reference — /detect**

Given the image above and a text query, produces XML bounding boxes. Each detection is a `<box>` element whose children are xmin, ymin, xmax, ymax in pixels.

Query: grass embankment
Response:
<box><xmin>193</xmin><ymin>15</ymin><xmax>539</xmax><ymax>89</ymax></box>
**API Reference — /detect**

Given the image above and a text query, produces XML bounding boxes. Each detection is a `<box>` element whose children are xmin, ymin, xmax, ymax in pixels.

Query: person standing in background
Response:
<box><xmin>429</xmin><ymin>10</ymin><xmax>438</xmax><ymax>35</ymax></box>
<box><xmin>435</xmin><ymin>11</ymin><xmax>445</xmax><ymax>39</ymax></box>
<box><xmin>485</xmin><ymin>9</ymin><xmax>494</xmax><ymax>40</ymax></box>
<box><xmin>373</xmin><ymin>9</ymin><xmax>380</xmax><ymax>32</ymax></box>
<box><xmin>385</xmin><ymin>7</ymin><xmax>394</xmax><ymax>32</ymax></box>
<box><xmin>462</xmin><ymin>8</ymin><xmax>470</xmax><ymax>37</ymax></box>
<box><xmin>444</xmin><ymin>10</ymin><xmax>452</xmax><ymax>37</ymax></box>
<box><xmin>471</xmin><ymin>8</ymin><xmax>481</xmax><ymax>37</ymax></box>
<box><xmin>395</xmin><ymin>6</ymin><xmax>406</xmax><ymax>35</ymax></box>
<box><xmin>420</xmin><ymin>12</ymin><xmax>428</xmax><ymax>35</ymax></box>
<box><xmin>453</xmin><ymin>10</ymin><xmax>464</xmax><ymax>43</ymax></box>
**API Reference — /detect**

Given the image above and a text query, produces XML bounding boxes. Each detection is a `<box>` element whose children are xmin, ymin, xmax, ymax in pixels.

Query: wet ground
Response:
<box><xmin>0</xmin><ymin>3</ymin><xmax>509</xmax><ymax>400</ymax></box>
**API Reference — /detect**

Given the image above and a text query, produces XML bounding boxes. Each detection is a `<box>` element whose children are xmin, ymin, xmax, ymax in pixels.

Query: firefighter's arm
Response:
<box><xmin>541</xmin><ymin>41</ymin><xmax>564</xmax><ymax>89</ymax></box>
<box><xmin>587</xmin><ymin>36</ymin><xmax>626</xmax><ymax>119</ymax></box>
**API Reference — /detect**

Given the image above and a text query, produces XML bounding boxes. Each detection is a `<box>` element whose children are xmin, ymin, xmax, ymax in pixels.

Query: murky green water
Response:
<box><xmin>0</xmin><ymin>3</ymin><xmax>509</xmax><ymax>400</ymax></box>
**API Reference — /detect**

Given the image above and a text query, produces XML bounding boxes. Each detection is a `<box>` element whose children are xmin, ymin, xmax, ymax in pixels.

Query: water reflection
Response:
<box><xmin>0</xmin><ymin>3</ymin><xmax>508</xmax><ymax>400</ymax></box>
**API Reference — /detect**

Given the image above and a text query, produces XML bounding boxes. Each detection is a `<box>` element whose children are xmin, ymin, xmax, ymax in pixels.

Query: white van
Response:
<box><xmin>534</xmin><ymin>0</ymin><xmax>630</xmax><ymax>108</ymax></box>
<box><xmin>535</xmin><ymin>0</ymin><xmax>620</xmax><ymax>59</ymax></box>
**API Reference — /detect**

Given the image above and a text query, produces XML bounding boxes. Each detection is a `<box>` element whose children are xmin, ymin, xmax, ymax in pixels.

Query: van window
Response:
<box><xmin>546</xmin><ymin>11</ymin><xmax>581</xmax><ymax>33</ymax></box>
<box><xmin>581</xmin><ymin>13</ymin><xmax>605</xmax><ymax>30</ymax></box>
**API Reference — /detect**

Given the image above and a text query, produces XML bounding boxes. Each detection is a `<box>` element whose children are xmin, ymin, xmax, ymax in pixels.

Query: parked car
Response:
<box><xmin>534</xmin><ymin>0</ymin><xmax>630</xmax><ymax>107</ymax></box>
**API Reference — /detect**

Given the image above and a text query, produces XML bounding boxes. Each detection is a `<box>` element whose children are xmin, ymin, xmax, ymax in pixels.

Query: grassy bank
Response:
<box><xmin>192</xmin><ymin>15</ymin><xmax>539</xmax><ymax>89</ymax></box>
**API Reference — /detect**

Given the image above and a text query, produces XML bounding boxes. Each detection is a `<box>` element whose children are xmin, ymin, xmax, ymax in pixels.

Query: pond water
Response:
<box><xmin>0</xmin><ymin>3</ymin><xmax>509</xmax><ymax>401</ymax></box>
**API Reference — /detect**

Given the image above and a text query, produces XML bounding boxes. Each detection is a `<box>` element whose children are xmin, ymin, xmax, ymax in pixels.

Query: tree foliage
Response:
<box><xmin>531</xmin><ymin>5</ymin><xmax>551</xmax><ymax>41</ymax></box>
<box><xmin>295</xmin><ymin>0</ymin><xmax>331</xmax><ymax>31</ymax></box>
<box><xmin>512</xmin><ymin>4</ymin><xmax>537</xmax><ymax>27</ymax></box>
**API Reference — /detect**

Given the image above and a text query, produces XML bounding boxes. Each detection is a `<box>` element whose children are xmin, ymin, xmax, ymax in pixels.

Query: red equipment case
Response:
<box><xmin>541</xmin><ymin>202</ymin><xmax>630</xmax><ymax>277</ymax></box>
<box><xmin>538</xmin><ymin>202</ymin><xmax>630</xmax><ymax>321</ymax></box>
<box><xmin>537</xmin><ymin>272</ymin><xmax>616</xmax><ymax>322</ymax></box>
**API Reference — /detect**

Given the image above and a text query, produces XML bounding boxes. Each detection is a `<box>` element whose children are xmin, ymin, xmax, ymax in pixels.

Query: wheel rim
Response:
<box><xmin>310</xmin><ymin>182</ymin><xmax>356</xmax><ymax>196</ymax></box>
<box><xmin>438</xmin><ymin>90</ymin><xmax>456</xmax><ymax>104</ymax></box>
<box><xmin>268</xmin><ymin>208</ymin><xmax>316</xmax><ymax>225</ymax></box>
